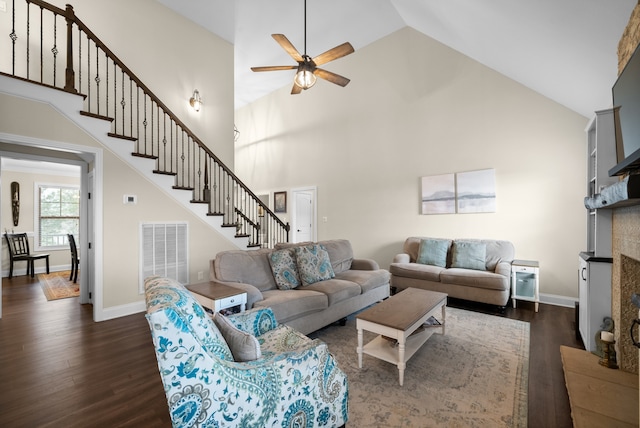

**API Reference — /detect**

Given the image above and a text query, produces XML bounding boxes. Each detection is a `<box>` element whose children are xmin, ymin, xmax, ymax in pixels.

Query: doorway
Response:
<box><xmin>0</xmin><ymin>137</ymin><xmax>102</xmax><ymax>321</ymax></box>
<box><xmin>291</xmin><ymin>187</ymin><xmax>317</xmax><ymax>243</ymax></box>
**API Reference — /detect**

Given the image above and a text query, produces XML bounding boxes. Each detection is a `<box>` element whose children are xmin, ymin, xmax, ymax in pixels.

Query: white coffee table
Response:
<box><xmin>356</xmin><ymin>288</ymin><xmax>447</xmax><ymax>386</ymax></box>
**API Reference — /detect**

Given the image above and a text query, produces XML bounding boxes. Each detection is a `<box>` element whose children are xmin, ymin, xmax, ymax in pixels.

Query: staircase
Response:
<box><xmin>2</xmin><ymin>0</ymin><xmax>289</xmax><ymax>249</ymax></box>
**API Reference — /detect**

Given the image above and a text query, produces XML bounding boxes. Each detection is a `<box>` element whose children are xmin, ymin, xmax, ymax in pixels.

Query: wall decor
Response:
<box><xmin>11</xmin><ymin>181</ymin><xmax>20</xmax><ymax>226</ymax></box>
<box><xmin>456</xmin><ymin>169</ymin><xmax>496</xmax><ymax>213</ymax></box>
<box><xmin>274</xmin><ymin>191</ymin><xmax>287</xmax><ymax>213</ymax></box>
<box><xmin>421</xmin><ymin>173</ymin><xmax>456</xmax><ymax>214</ymax></box>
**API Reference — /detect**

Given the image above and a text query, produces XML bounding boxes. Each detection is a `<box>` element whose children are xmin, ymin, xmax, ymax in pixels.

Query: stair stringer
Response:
<box><xmin>0</xmin><ymin>75</ymin><xmax>251</xmax><ymax>250</ymax></box>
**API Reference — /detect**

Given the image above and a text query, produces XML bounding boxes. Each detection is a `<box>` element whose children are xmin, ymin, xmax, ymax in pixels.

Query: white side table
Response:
<box><xmin>186</xmin><ymin>281</ymin><xmax>247</xmax><ymax>313</ymax></box>
<box><xmin>511</xmin><ymin>259</ymin><xmax>540</xmax><ymax>312</ymax></box>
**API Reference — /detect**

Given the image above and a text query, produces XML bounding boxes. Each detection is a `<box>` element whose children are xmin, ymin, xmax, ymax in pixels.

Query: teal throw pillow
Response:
<box><xmin>269</xmin><ymin>249</ymin><xmax>300</xmax><ymax>290</ymax></box>
<box><xmin>451</xmin><ymin>241</ymin><xmax>487</xmax><ymax>271</ymax></box>
<box><xmin>416</xmin><ymin>238</ymin><xmax>450</xmax><ymax>267</ymax></box>
<box><xmin>294</xmin><ymin>244</ymin><xmax>335</xmax><ymax>286</ymax></box>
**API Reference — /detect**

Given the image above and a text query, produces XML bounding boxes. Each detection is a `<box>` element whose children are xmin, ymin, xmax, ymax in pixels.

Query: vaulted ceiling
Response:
<box><xmin>158</xmin><ymin>0</ymin><xmax>637</xmax><ymax>118</ymax></box>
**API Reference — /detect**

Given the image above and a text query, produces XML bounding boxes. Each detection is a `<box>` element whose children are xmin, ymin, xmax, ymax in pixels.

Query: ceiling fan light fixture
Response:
<box><xmin>294</xmin><ymin>68</ymin><xmax>316</xmax><ymax>89</ymax></box>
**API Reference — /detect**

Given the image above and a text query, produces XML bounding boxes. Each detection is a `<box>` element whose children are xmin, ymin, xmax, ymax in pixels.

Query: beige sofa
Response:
<box><xmin>210</xmin><ymin>239</ymin><xmax>390</xmax><ymax>335</ymax></box>
<box><xmin>389</xmin><ymin>237</ymin><xmax>515</xmax><ymax>307</ymax></box>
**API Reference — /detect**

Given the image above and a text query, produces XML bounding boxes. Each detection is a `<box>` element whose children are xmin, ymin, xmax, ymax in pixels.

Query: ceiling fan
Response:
<box><xmin>250</xmin><ymin>0</ymin><xmax>355</xmax><ymax>94</ymax></box>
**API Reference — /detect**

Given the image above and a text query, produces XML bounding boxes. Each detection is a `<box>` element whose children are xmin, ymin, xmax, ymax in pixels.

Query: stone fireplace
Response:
<box><xmin>612</xmin><ymin>2</ymin><xmax>640</xmax><ymax>375</ymax></box>
<box><xmin>612</xmin><ymin>207</ymin><xmax>640</xmax><ymax>373</ymax></box>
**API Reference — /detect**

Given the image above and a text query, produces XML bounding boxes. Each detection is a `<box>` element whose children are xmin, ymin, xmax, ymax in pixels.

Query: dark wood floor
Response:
<box><xmin>0</xmin><ymin>276</ymin><xmax>582</xmax><ymax>427</ymax></box>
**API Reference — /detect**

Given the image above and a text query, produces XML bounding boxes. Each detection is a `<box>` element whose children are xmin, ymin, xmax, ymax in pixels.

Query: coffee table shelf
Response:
<box><xmin>357</xmin><ymin>288</ymin><xmax>447</xmax><ymax>386</ymax></box>
<box><xmin>362</xmin><ymin>325</ymin><xmax>442</xmax><ymax>367</ymax></box>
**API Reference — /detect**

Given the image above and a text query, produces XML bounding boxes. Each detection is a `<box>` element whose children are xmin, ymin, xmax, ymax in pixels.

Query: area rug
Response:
<box><xmin>38</xmin><ymin>271</ymin><xmax>79</xmax><ymax>301</ymax></box>
<box><xmin>309</xmin><ymin>307</ymin><xmax>529</xmax><ymax>427</ymax></box>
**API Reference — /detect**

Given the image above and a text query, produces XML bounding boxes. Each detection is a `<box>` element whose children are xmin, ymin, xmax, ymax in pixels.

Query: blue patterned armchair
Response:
<box><xmin>144</xmin><ymin>276</ymin><xmax>348</xmax><ymax>428</ymax></box>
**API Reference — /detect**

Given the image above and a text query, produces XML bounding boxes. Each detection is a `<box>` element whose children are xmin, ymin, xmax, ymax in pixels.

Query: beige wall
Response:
<box><xmin>235</xmin><ymin>27</ymin><xmax>589</xmax><ymax>301</ymax></box>
<box><xmin>40</xmin><ymin>0</ymin><xmax>235</xmax><ymax>166</ymax></box>
<box><xmin>1</xmin><ymin>169</ymin><xmax>80</xmax><ymax>270</ymax></box>
<box><xmin>0</xmin><ymin>92</ymin><xmax>237</xmax><ymax>310</ymax></box>
<box><xmin>0</xmin><ymin>0</ymin><xmax>237</xmax><ymax>315</ymax></box>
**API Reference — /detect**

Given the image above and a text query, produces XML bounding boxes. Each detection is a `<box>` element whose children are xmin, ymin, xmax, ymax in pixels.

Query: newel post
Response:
<box><xmin>64</xmin><ymin>4</ymin><xmax>76</xmax><ymax>93</ymax></box>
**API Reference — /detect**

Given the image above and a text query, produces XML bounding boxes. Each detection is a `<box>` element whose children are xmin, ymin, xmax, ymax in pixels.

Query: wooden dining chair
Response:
<box><xmin>68</xmin><ymin>234</ymin><xmax>79</xmax><ymax>283</ymax></box>
<box><xmin>4</xmin><ymin>232</ymin><xmax>50</xmax><ymax>278</ymax></box>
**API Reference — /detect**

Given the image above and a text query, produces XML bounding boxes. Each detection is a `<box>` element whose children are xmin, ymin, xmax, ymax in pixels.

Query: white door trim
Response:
<box><xmin>0</xmin><ymin>132</ymin><xmax>104</xmax><ymax>322</ymax></box>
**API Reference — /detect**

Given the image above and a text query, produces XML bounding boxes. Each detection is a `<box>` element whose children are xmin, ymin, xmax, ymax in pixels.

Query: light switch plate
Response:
<box><xmin>123</xmin><ymin>194</ymin><xmax>137</xmax><ymax>204</ymax></box>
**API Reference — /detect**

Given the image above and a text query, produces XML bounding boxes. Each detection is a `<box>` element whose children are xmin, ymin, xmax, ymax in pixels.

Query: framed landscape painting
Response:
<box><xmin>421</xmin><ymin>173</ymin><xmax>456</xmax><ymax>214</ymax></box>
<box><xmin>456</xmin><ymin>169</ymin><xmax>496</xmax><ymax>213</ymax></box>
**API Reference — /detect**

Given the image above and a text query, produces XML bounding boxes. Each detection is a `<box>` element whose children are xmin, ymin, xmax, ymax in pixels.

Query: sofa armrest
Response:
<box><xmin>495</xmin><ymin>260</ymin><xmax>512</xmax><ymax>278</ymax></box>
<box><xmin>393</xmin><ymin>253</ymin><xmax>410</xmax><ymax>264</ymax></box>
<box><xmin>351</xmin><ymin>258</ymin><xmax>380</xmax><ymax>270</ymax></box>
<box><xmin>227</xmin><ymin>307</ymin><xmax>279</xmax><ymax>336</ymax></box>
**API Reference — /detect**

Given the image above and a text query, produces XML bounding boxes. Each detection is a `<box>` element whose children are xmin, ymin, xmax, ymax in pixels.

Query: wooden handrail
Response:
<box><xmin>8</xmin><ymin>0</ymin><xmax>289</xmax><ymax>246</ymax></box>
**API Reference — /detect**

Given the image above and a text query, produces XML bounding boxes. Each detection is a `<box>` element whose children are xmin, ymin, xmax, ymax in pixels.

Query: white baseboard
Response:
<box><xmin>99</xmin><ymin>300</ymin><xmax>146</xmax><ymax>321</ymax></box>
<box><xmin>2</xmin><ymin>264</ymin><xmax>72</xmax><ymax>278</ymax></box>
<box><xmin>540</xmin><ymin>293</ymin><xmax>578</xmax><ymax>308</ymax></box>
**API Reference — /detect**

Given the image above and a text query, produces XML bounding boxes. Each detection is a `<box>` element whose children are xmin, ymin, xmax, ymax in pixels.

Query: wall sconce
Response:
<box><xmin>189</xmin><ymin>89</ymin><xmax>202</xmax><ymax>112</ymax></box>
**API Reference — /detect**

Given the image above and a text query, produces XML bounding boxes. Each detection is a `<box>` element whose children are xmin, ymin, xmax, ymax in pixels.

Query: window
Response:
<box><xmin>36</xmin><ymin>184</ymin><xmax>80</xmax><ymax>249</ymax></box>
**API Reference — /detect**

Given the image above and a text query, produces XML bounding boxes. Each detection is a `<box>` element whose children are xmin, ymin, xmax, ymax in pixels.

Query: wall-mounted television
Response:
<box><xmin>609</xmin><ymin>41</ymin><xmax>640</xmax><ymax>177</ymax></box>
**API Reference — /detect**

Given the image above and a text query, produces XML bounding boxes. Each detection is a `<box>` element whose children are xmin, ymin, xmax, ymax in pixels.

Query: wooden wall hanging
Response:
<box><xmin>11</xmin><ymin>181</ymin><xmax>19</xmax><ymax>226</ymax></box>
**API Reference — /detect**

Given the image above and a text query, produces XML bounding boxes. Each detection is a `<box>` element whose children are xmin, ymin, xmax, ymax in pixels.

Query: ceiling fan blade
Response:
<box><xmin>314</xmin><ymin>68</ymin><xmax>350</xmax><ymax>87</ymax></box>
<box><xmin>251</xmin><ymin>65</ymin><xmax>298</xmax><ymax>72</ymax></box>
<box><xmin>291</xmin><ymin>83</ymin><xmax>303</xmax><ymax>95</ymax></box>
<box><xmin>272</xmin><ymin>34</ymin><xmax>304</xmax><ymax>62</ymax></box>
<box><xmin>312</xmin><ymin>42</ymin><xmax>355</xmax><ymax>66</ymax></box>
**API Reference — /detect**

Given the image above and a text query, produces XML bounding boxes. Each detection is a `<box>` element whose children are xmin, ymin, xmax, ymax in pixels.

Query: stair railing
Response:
<box><xmin>2</xmin><ymin>0</ymin><xmax>289</xmax><ymax>247</ymax></box>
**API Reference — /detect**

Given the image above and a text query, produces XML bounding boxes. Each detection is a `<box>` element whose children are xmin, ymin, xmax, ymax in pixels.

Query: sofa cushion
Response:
<box><xmin>416</xmin><ymin>238</ymin><xmax>451</xmax><ymax>267</ymax></box>
<box><xmin>451</xmin><ymin>241</ymin><xmax>486</xmax><ymax>271</ymax></box>
<box><xmin>334</xmin><ymin>269</ymin><xmax>391</xmax><ymax>293</ymax></box>
<box><xmin>212</xmin><ymin>313</ymin><xmax>262</xmax><ymax>362</ymax></box>
<box><xmin>389</xmin><ymin>262</ymin><xmax>445</xmax><ymax>282</ymax></box>
<box><xmin>440</xmin><ymin>268</ymin><xmax>509</xmax><ymax>291</ymax></box>
<box><xmin>214</xmin><ymin>249</ymin><xmax>276</xmax><ymax>292</ymax></box>
<box><xmin>303</xmin><ymin>278</ymin><xmax>362</xmax><ymax>305</ymax></box>
<box><xmin>483</xmin><ymin>239</ymin><xmax>515</xmax><ymax>271</ymax></box>
<box><xmin>294</xmin><ymin>244</ymin><xmax>335</xmax><ymax>285</ymax></box>
<box><xmin>269</xmin><ymin>248</ymin><xmax>301</xmax><ymax>290</ymax></box>
<box><xmin>319</xmin><ymin>239</ymin><xmax>354</xmax><ymax>274</ymax></box>
<box><xmin>253</xmin><ymin>289</ymin><xmax>328</xmax><ymax>323</ymax></box>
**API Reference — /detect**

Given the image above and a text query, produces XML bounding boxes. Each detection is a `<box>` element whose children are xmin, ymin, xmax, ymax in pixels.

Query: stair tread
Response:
<box><xmin>107</xmin><ymin>132</ymin><xmax>137</xmax><ymax>142</ymax></box>
<box><xmin>153</xmin><ymin>170</ymin><xmax>176</xmax><ymax>176</ymax></box>
<box><xmin>80</xmin><ymin>111</ymin><xmax>114</xmax><ymax>122</ymax></box>
<box><xmin>132</xmin><ymin>152</ymin><xmax>158</xmax><ymax>160</ymax></box>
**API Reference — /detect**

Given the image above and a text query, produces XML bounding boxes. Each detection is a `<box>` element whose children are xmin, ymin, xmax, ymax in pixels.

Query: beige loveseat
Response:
<box><xmin>210</xmin><ymin>239</ymin><xmax>390</xmax><ymax>334</ymax></box>
<box><xmin>389</xmin><ymin>237</ymin><xmax>515</xmax><ymax>307</ymax></box>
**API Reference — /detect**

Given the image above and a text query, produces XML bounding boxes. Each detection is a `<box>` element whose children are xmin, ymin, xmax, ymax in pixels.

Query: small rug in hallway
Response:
<box><xmin>38</xmin><ymin>271</ymin><xmax>79</xmax><ymax>301</ymax></box>
<box><xmin>309</xmin><ymin>307</ymin><xmax>529</xmax><ymax>427</ymax></box>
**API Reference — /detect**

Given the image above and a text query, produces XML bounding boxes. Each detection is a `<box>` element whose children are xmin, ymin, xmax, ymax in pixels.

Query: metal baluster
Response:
<box><xmin>39</xmin><ymin>6</ymin><xmax>42</xmax><ymax>83</ymax></box>
<box><xmin>52</xmin><ymin>14</ymin><xmax>57</xmax><ymax>86</ymax></box>
<box><xmin>10</xmin><ymin>0</ymin><xmax>16</xmax><ymax>75</ymax></box>
<box><xmin>95</xmin><ymin>44</ymin><xmax>100</xmax><ymax>115</ymax></box>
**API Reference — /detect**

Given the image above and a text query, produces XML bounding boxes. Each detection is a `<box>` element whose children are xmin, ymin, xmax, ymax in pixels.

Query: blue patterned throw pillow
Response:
<box><xmin>294</xmin><ymin>244</ymin><xmax>335</xmax><ymax>286</ymax></box>
<box><xmin>269</xmin><ymin>248</ymin><xmax>301</xmax><ymax>290</ymax></box>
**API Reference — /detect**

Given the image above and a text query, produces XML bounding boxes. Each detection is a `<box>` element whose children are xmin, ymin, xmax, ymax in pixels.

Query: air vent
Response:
<box><xmin>140</xmin><ymin>222</ymin><xmax>188</xmax><ymax>293</ymax></box>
